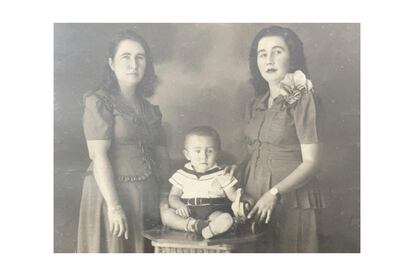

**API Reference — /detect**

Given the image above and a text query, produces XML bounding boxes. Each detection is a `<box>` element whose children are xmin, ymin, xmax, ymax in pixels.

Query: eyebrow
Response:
<box><xmin>257</xmin><ymin>45</ymin><xmax>286</xmax><ymax>53</ymax></box>
<box><xmin>188</xmin><ymin>146</ymin><xmax>216</xmax><ymax>149</ymax></box>
<box><xmin>120</xmin><ymin>52</ymin><xmax>145</xmax><ymax>57</ymax></box>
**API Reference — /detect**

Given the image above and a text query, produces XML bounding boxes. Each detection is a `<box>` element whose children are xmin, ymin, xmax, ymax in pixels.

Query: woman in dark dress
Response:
<box><xmin>77</xmin><ymin>30</ymin><xmax>170</xmax><ymax>253</ymax></box>
<box><xmin>244</xmin><ymin>26</ymin><xmax>326</xmax><ymax>252</ymax></box>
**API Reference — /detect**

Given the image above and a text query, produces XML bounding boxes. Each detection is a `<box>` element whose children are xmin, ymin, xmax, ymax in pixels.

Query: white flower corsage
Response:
<box><xmin>280</xmin><ymin>70</ymin><xmax>313</xmax><ymax>105</ymax></box>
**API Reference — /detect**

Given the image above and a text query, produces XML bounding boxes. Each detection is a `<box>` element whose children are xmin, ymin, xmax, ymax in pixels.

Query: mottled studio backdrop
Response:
<box><xmin>54</xmin><ymin>23</ymin><xmax>360</xmax><ymax>252</ymax></box>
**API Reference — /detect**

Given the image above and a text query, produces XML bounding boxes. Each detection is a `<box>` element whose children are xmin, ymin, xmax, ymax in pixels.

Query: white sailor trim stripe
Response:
<box><xmin>169</xmin><ymin>163</ymin><xmax>238</xmax><ymax>198</ymax></box>
<box><xmin>175</xmin><ymin>169</ymin><xmax>198</xmax><ymax>180</ymax></box>
<box><xmin>169</xmin><ymin>175</ymin><xmax>184</xmax><ymax>189</ymax></box>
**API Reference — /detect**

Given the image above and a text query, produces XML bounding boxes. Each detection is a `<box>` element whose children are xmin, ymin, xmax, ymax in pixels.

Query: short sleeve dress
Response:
<box><xmin>244</xmin><ymin>90</ymin><xmax>326</xmax><ymax>253</ymax></box>
<box><xmin>76</xmin><ymin>89</ymin><xmax>166</xmax><ymax>253</ymax></box>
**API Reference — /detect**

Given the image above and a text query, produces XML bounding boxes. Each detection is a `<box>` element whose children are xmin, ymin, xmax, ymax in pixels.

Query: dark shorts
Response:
<box><xmin>187</xmin><ymin>204</ymin><xmax>232</xmax><ymax>220</ymax></box>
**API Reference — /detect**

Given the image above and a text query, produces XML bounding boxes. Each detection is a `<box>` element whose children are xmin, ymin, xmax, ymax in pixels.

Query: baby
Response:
<box><xmin>162</xmin><ymin>126</ymin><xmax>248</xmax><ymax>239</ymax></box>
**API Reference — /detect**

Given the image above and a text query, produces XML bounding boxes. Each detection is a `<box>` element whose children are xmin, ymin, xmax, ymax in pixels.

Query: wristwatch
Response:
<box><xmin>269</xmin><ymin>187</ymin><xmax>281</xmax><ymax>200</ymax></box>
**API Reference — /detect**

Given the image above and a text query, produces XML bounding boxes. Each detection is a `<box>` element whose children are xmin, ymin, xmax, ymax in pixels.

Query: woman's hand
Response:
<box><xmin>223</xmin><ymin>164</ymin><xmax>237</xmax><ymax>179</ymax></box>
<box><xmin>107</xmin><ymin>205</ymin><xmax>129</xmax><ymax>240</ymax></box>
<box><xmin>247</xmin><ymin>192</ymin><xmax>279</xmax><ymax>224</ymax></box>
<box><xmin>175</xmin><ymin>205</ymin><xmax>191</xmax><ymax>218</ymax></box>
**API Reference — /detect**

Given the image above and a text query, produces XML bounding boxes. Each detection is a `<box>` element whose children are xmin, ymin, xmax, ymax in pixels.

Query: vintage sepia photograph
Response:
<box><xmin>54</xmin><ymin>23</ymin><xmax>360</xmax><ymax>253</ymax></box>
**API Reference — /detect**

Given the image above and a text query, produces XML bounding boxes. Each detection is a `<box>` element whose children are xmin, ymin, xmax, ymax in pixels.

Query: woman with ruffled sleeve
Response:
<box><xmin>243</xmin><ymin>26</ymin><xmax>326</xmax><ymax>252</ymax></box>
<box><xmin>77</xmin><ymin>30</ymin><xmax>170</xmax><ymax>253</ymax></box>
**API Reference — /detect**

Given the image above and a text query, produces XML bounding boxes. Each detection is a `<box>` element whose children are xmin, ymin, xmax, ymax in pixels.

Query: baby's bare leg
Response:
<box><xmin>202</xmin><ymin>211</ymin><xmax>234</xmax><ymax>239</ymax></box>
<box><xmin>161</xmin><ymin>208</ymin><xmax>190</xmax><ymax>231</ymax></box>
<box><xmin>208</xmin><ymin>211</ymin><xmax>224</xmax><ymax>221</ymax></box>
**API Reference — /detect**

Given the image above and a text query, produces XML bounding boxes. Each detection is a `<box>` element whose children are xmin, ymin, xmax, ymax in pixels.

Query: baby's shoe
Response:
<box><xmin>202</xmin><ymin>213</ymin><xmax>234</xmax><ymax>239</ymax></box>
<box><xmin>186</xmin><ymin>218</ymin><xmax>208</xmax><ymax>234</ymax></box>
<box><xmin>193</xmin><ymin>219</ymin><xmax>209</xmax><ymax>234</ymax></box>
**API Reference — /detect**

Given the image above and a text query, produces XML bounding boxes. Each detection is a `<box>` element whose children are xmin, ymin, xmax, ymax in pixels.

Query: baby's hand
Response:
<box><xmin>175</xmin><ymin>206</ymin><xmax>190</xmax><ymax>218</ymax></box>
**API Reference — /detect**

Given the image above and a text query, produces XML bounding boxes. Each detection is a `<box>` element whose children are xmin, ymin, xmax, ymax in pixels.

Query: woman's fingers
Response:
<box><xmin>249</xmin><ymin>203</ymin><xmax>270</xmax><ymax>224</ymax></box>
<box><xmin>112</xmin><ymin>223</ymin><xmax>115</xmax><ymax>234</ymax></box>
<box><xmin>223</xmin><ymin>166</ymin><xmax>230</xmax><ymax>174</ymax></box>
<box><xmin>124</xmin><ymin>220</ymin><xmax>129</xmax><ymax>240</ymax></box>
<box><xmin>265</xmin><ymin>210</ymin><xmax>271</xmax><ymax>224</ymax></box>
<box><xmin>247</xmin><ymin>204</ymin><xmax>258</xmax><ymax>219</ymax></box>
<box><xmin>253</xmin><ymin>211</ymin><xmax>261</xmax><ymax>223</ymax></box>
<box><xmin>118</xmin><ymin>223</ymin><xmax>124</xmax><ymax>237</ymax></box>
<box><xmin>258</xmin><ymin>210</ymin><xmax>267</xmax><ymax>224</ymax></box>
<box><xmin>107</xmin><ymin>208</ymin><xmax>129</xmax><ymax>238</ymax></box>
<box><xmin>117</xmin><ymin>219</ymin><xmax>128</xmax><ymax>238</ymax></box>
<box><xmin>113</xmin><ymin>223</ymin><xmax>119</xmax><ymax>237</ymax></box>
<box><xmin>117</xmin><ymin>223</ymin><xmax>122</xmax><ymax>237</ymax></box>
<box><xmin>109</xmin><ymin>221</ymin><xmax>114</xmax><ymax>234</ymax></box>
<box><xmin>223</xmin><ymin>165</ymin><xmax>237</xmax><ymax>178</ymax></box>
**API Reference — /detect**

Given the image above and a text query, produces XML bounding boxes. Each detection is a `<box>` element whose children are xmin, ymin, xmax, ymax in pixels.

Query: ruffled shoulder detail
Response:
<box><xmin>83</xmin><ymin>89</ymin><xmax>114</xmax><ymax>113</ymax></box>
<box><xmin>82</xmin><ymin>89</ymin><xmax>114</xmax><ymax>140</ymax></box>
<box><xmin>291</xmin><ymin>90</ymin><xmax>320</xmax><ymax>144</ymax></box>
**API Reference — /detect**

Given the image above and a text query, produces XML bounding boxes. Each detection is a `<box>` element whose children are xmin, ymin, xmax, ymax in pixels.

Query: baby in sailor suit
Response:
<box><xmin>161</xmin><ymin>126</ymin><xmax>250</xmax><ymax>239</ymax></box>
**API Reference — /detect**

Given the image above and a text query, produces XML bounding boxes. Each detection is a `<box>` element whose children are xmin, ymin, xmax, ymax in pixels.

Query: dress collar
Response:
<box><xmin>254</xmin><ymin>90</ymin><xmax>285</xmax><ymax>111</ymax></box>
<box><xmin>182</xmin><ymin>163</ymin><xmax>222</xmax><ymax>178</ymax></box>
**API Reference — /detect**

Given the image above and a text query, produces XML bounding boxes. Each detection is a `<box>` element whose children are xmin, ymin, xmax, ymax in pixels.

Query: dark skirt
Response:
<box><xmin>244</xmin><ymin>151</ymin><xmax>326</xmax><ymax>253</ymax></box>
<box><xmin>76</xmin><ymin>173</ymin><xmax>160</xmax><ymax>253</ymax></box>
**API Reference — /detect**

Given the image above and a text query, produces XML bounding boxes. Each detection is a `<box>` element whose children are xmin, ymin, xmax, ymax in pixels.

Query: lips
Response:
<box><xmin>266</xmin><ymin>68</ymin><xmax>277</xmax><ymax>73</ymax></box>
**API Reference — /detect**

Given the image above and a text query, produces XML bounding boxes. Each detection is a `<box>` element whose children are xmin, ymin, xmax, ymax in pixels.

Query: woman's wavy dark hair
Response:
<box><xmin>249</xmin><ymin>25</ymin><xmax>309</xmax><ymax>96</ymax></box>
<box><xmin>101</xmin><ymin>29</ymin><xmax>157</xmax><ymax>98</ymax></box>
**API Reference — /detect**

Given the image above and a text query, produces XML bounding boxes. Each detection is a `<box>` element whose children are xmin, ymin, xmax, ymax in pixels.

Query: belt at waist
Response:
<box><xmin>184</xmin><ymin>197</ymin><xmax>231</xmax><ymax>206</ymax></box>
<box><xmin>252</xmin><ymin>143</ymin><xmax>302</xmax><ymax>161</ymax></box>
<box><xmin>85</xmin><ymin>170</ymin><xmax>152</xmax><ymax>183</ymax></box>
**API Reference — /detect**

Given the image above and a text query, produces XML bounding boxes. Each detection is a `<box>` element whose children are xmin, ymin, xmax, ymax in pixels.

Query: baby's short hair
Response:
<box><xmin>185</xmin><ymin>126</ymin><xmax>221</xmax><ymax>150</ymax></box>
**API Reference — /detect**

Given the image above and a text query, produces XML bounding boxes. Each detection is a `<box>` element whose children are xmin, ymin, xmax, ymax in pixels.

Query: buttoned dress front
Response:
<box><xmin>243</xmin><ymin>90</ymin><xmax>326</xmax><ymax>253</ymax></box>
<box><xmin>76</xmin><ymin>89</ymin><xmax>165</xmax><ymax>253</ymax></box>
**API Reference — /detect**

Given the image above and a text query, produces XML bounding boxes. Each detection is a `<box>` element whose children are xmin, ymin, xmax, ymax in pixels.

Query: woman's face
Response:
<box><xmin>109</xmin><ymin>39</ymin><xmax>146</xmax><ymax>87</ymax></box>
<box><xmin>257</xmin><ymin>35</ymin><xmax>290</xmax><ymax>84</ymax></box>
